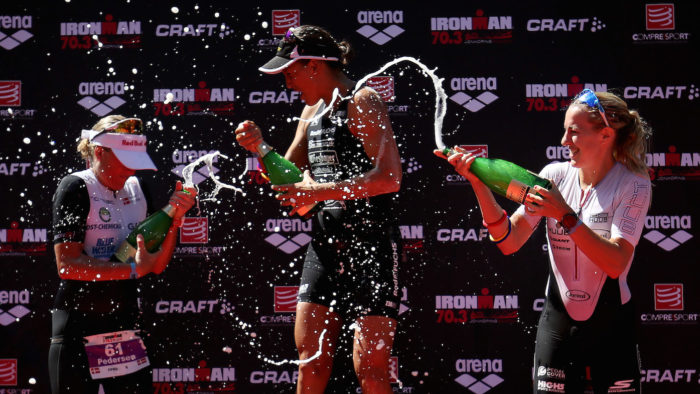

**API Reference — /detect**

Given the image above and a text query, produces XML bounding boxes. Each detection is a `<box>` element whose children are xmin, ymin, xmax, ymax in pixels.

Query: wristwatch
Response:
<box><xmin>560</xmin><ymin>212</ymin><xmax>582</xmax><ymax>235</ymax></box>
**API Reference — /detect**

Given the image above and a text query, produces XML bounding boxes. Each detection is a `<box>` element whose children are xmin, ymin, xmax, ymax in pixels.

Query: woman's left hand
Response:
<box><xmin>524</xmin><ymin>182</ymin><xmax>572</xmax><ymax>220</ymax></box>
<box><xmin>272</xmin><ymin>170</ymin><xmax>319</xmax><ymax>211</ymax></box>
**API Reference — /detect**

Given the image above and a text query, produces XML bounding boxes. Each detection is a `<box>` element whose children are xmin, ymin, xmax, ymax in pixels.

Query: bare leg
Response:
<box><xmin>352</xmin><ymin>315</ymin><xmax>397</xmax><ymax>394</ymax></box>
<box><xmin>295</xmin><ymin>302</ymin><xmax>343</xmax><ymax>394</ymax></box>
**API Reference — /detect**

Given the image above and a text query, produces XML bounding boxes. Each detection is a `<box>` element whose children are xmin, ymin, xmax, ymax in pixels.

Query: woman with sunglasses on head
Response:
<box><xmin>48</xmin><ymin>115</ymin><xmax>196</xmax><ymax>393</ymax></box>
<box><xmin>436</xmin><ymin>90</ymin><xmax>651</xmax><ymax>394</ymax></box>
<box><xmin>235</xmin><ymin>25</ymin><xmax>402</xmax><ymax>393</ymax></box>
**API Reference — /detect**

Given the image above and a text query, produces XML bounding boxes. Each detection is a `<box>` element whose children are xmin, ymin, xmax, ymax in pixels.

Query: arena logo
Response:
<box><xmin>248</xmin><ymin>89</ymin><xmax>300</xmax><ymax>105</ymax></box>
<box><xmin>624</xmin><ymin>84</ymin><xmax>698</xmax><ymax>100</ymax></box>
<box><xmin>0</xmin><ymin>359</ymin><xmax>17</xmax><ymax>386</ymax></box>
<box><xmin>445</xmin><ymin>145</ymin><xmax>488</xmax><ymax>185</ymax></box>
<box><xmin>0</xmin><ymin>81</ymin><xmax>37</xmax><ymax>120</ymax></box>
<box><xmin>435</xmin><ymin>288</ymin><xmax>519</xmax><ymax>324</ymax></box>
<box><xmin>180</xmin><ymin>217</ymin><xmax>208</xmax><ymax>244</ymax></box>
<box><xmin>0</xmin><ymin>289</ymin><xmax>30</xmax><ymax>327</ymax></box>
<box><xmin>356</xmin><ymin>10</ymin><xmax>405</xmax><ymax>45</ymax></box>
<box><xmin>632</xmin><ymin>4</ymin><xmax>691</xmax><ymax>43</ymax></box>
<box><xmin>449</xmin><ymin>77</ymin><xmax>498</xmax><ymax>113</ymax></box>
<box><xmin>77</xmin><ymin>81</ymin><xmax>127</xmax><ymax>116</ymax></box>
<box><xmin>643</xmin><ymin>215</ymin><xmax>692</xmax><ymax>251</ymax></box>
<box><xmin>60</xmin><ymin>14</ymin><xmax>141</xmax><ymax>49</ymax></box>
<box><xmin>0</xmin><ymin>161</ymin><xmax>46</xmax><ymax>177</ymax></box>
<box><xmin>0</xmin><ymin>221</ymin><xmax>47</xmax><ymax>256</ymax></box>
<box><xmin>155</xmin><ymin>22</ymin><xmax>232</xmax><ymax>39</ymax></box>
<box><xmin>454</xmin><ymin>358</ymin><xmax>504</xmax><ymax>393</ymax></box>
<box><xmin>526</xmin><ymin>17</ymin><xmax>606</xmax><ymax>32</ymax></box>
<box><xmin>250</xmin><ymin>369</ymin><xmax>298</xmax><ymax>384</ymax></box>
<box><xmin>171</xmin><ymin>149</ymin><xmax>220</xmax><ymax>186</ymax></box>
<box><xmin>154</xmin><ymin>299</ymin><xmax>231</xmax><ymax>314</ymax></box>
<box><xmin>640</xmin><ymin>283</ymin><xmax>698</xmax><ymax>325</ymax></box>
<box><xmin>645</xmin><ymin>146</ymin><xmax>700</xmax><ymax>181</ymax></box>
<box><xmin>153</xmin><ymin>81</ymin><xmax>235</xmax><ymax>116</ymax></box>
<box><xmin>430</xmin><ymin>10</ymin><xmax>513</xmax><ymax>44</ymax></box>
<box><xmin>546</xmin><ymin>145</ymin><xmax>571</xmax><ymax>161</ymax></box>
<box><xmin>272</xmin><ymin>10</ymin><xmax>300</xmax><ymax>36</ymax></box>
<box><xmin>0</xmin><ymin>15</ymin><xmax>33</xmax><ymax>50</ymax></box>
<box><xmin>264</xmin><ymin>218</ymin><xmax>312</xmax><ymax>254</ymax></box>
<box><xmin>152</xmin><ymin>360</ymin><xmax>235</xmax><ymax>392</ymax></box>
<box><xmin>641</xmin><ymin>368</ymin><xmax>697</xmax><ymax>383</ymax></box>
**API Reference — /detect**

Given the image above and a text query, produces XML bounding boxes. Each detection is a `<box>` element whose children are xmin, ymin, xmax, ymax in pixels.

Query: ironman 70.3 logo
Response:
<box><xmin>525</xmin><ymin>76</ymin><xmax>606</xmax><ymax>112</ymax></box>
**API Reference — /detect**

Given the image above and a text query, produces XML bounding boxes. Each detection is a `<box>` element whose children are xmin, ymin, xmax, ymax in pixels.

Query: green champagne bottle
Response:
<box><xmin>256</xmin><ymin>143</ymin><xmax>317</xmax><ymax>216</ymax></box>
<box><xmin>114</xmin><ymin>204</ymin><xmax>176</xmax><ymax>264</ymax></box>
<box><xmin>442</xmin><ymin>148</ymin><xmax>552</xmax><ymax>204</ymax></box>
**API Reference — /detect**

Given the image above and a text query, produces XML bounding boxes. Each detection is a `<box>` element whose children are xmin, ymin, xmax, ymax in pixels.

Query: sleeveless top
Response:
<box><xmin>516</xmin><ymin>161</ymin><xmax>651</xmax><ymax>321</ymax></box>
<box><xmin>306</xmin><ymin>99</ymin><xmax>397</xmax><ymax>233</ymax></box>
<box><xmin>52</xmin><ymin>169</ymin><xmax>149</xmax><ymax>328</ymax></box>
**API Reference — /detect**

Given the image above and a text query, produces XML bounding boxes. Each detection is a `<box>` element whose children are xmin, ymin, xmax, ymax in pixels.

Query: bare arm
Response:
<box><xmin>435</xmin><ymin>147</ymin><xmax>537</xmax><ymax>254</ymax></box>
<box><xmin>55</xmin><ymin>242</ymin><xmax>134</xmax><ymax>281</ymax></box>
<box><xmin>54</xmin><ymin>182</ymin><xmax>195</xmax><ymax>280</ymax></box>
<box><xmin>283</xmin><ymin>102</ymin><xmax>321</xmax><ymax>171</ymax></box>
<box><xmin>526</xmin><ymin>184</ymin><xmax>637</xmax><ymax>279</ymax></box>
<box><xmin>273</xmin><ymin>88</ymin><xmax>402</xmax><ymax>204</ymax></box>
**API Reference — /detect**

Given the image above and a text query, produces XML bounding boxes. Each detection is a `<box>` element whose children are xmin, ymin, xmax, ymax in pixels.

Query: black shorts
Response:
<box><xmin>533</xmin><ymin>276</ymin><xmax>641</xmax><ymax>394</ymax></box>
<box><xmin>298</xmin><ymin>211</ymin><xmax>400</xmax><ymax>321</ymax></box>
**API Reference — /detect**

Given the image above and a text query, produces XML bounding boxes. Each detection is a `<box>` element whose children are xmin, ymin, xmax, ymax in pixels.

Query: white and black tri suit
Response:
<box><xmin>515</xmin><ymin>161</ymin><xmax>651</xmax><ymax>394</ymax></box>
<box><xmin>299</xmin><ymin>99</ymin><xmax>401</xmax><ymax>320</ymax></box>
<box><xmin>49</xmin><ymin>169</ymin><xmax>153</xmax><ymax>393</ymax></box>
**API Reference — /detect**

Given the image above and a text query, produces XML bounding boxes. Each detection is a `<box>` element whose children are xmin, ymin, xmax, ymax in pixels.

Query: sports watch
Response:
<box><xmin>560</xmin><ymin>212</ymin><xmax>582</xmax><ymax>235</ymax></box>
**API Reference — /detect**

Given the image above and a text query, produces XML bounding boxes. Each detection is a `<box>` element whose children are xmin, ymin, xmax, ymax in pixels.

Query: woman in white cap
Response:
<box><xmin>48</xmin><ymin>115</ymin><xmax>196</xmax><ymax>393</ymax></box>
<box><xmin>236</xmin><ymin>25</ymin><xmax>402</xmax><ymax>393</ymax></box>
<box><xmin>436</xmin><ymin>90</ymin><xmax>651</xmax><ymax>393</ymax></box>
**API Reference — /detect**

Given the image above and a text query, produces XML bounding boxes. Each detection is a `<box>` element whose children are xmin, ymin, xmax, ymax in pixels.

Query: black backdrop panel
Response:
<box><xmin>1</xmin><ymin>1</ymin><xmax>698</xmax><ymax>393</ymax></box>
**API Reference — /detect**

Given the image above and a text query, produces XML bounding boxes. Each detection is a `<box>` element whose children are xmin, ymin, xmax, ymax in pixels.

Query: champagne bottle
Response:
<box><xmin>442</xmin><ymin>148</ymin><xmax>551</xmax><ymax>204</ymax></box>
<box><xmin>114</xmin><ymin>204</ymin><xmax>176</xmax><ymax>263</ymax></box>
<box><xmin>256</xmin><ymin>143</ymin><xmax>317</xmax><ymax>216</ymax></box>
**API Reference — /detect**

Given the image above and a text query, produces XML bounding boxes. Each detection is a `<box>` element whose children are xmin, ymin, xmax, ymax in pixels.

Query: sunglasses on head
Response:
<box><xmin>104</xmin><ymin>118</ymin><xmax>143</xmax><ymax>134</ymax></box>
<box><xmin>283</xmin><ymin>28</ymin><xmax>300</xmax><ymax>43</ymax></box>
<box><xmin>573</xmin><ymin>89</ymin><xmax>610</xmax><ymax>128</ymax></box>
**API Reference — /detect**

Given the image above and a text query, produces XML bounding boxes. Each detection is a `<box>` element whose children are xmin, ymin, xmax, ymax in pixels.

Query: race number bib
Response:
<box><xmin>83</xmin><ymin>329</ymin><xmax>150</xmax><ymax>380</ymax></box>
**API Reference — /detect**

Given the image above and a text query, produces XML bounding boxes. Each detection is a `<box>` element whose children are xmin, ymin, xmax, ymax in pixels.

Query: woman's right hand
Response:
<box><xmin>235</xmin><ymin>120</ymin><xmax>264</xmax><ymax>153</ymax></box>
<box><xmin>433</xmin><ymin>146</ymin><xmax>484</xmax><ymax>186</ymax></box>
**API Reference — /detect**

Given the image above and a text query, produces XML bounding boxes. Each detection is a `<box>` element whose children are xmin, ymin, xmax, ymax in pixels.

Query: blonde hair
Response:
<box><xmin>77</xmin><ymin>114</ymin><xmax>125</xmax><ymax>161</ymax></box>
<box><xmin>575</xmin><ymin>92</ymin><xmax>651</xmax><ymax>175</ymax></box>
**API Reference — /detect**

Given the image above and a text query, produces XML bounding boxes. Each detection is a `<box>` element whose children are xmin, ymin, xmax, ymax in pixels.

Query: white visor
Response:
<box><xmin>81</xmin><ymin>129</ymin><xmax>157</xmax><ymax>171</ymax></box>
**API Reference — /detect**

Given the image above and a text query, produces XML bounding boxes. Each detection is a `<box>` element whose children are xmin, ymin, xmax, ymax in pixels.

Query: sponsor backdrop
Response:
<box><xmin>1</xmin><ymin>1</ymin><xmax>698</xmax><ymax>393</ymax></box>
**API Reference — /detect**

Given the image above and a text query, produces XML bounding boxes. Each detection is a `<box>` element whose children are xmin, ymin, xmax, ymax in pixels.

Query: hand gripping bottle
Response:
<box><xmin>114</xmin><ymin>204</ymin><xmax>176</xmax><ymax>263</ymax></box>
<box><xmin>442</xmin><ymin>148</ymin><xmax>551</xmax><ymax>204</ymax></box>
<box><xmin>256</xmin><ymin>142</ymin><xmax>317</xmax><ymax>217</ymax></box>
